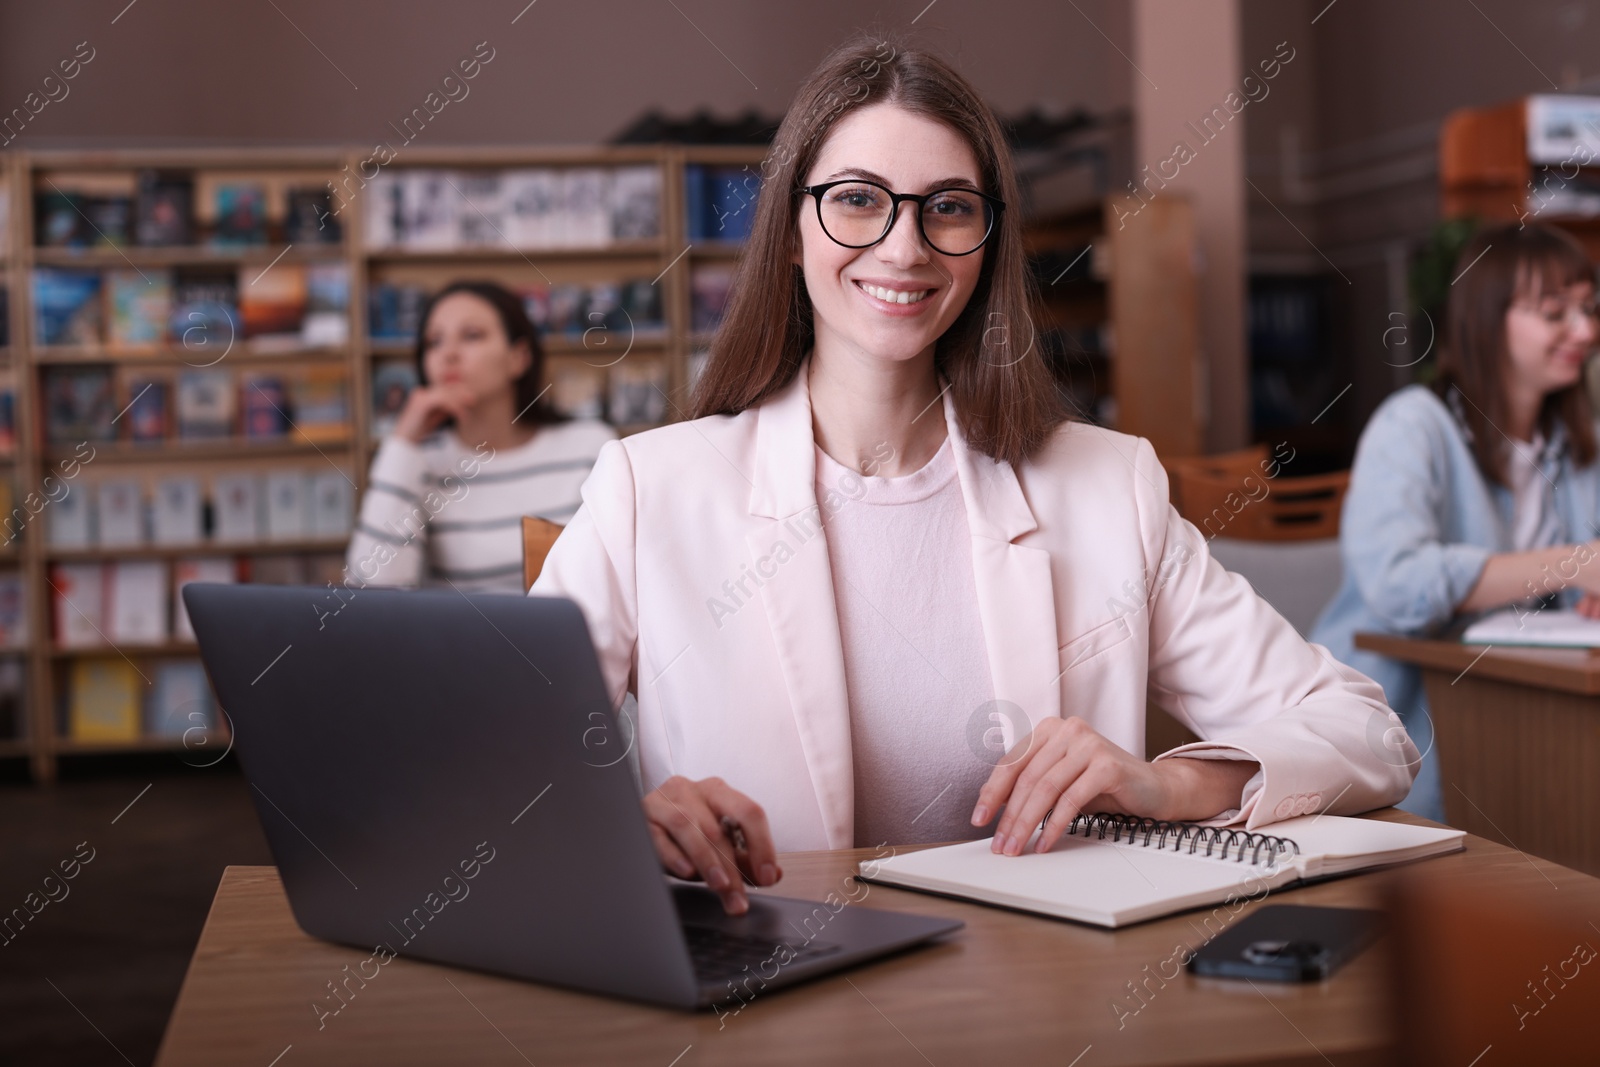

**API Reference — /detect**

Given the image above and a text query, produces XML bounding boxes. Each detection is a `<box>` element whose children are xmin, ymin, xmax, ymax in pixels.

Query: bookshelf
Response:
<box><xmin>0</xmin><ymin>143</ymin><xmax>766</xmax><ymax>781</ymax></box>
<box><xmin>1441</xmin><ymin>94</ymin><xmax>1600</xmax><ymax>257</ymax></box>
<box><xmin>0</xmin><ymin>141</ymin><xmax>1198</xmax><ymax>781</ymax></box>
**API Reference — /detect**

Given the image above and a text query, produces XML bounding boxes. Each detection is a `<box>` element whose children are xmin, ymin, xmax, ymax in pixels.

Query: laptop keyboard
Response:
<box><xmin>683</xmin><ymin>923</ymin><xmax>842</xmax><ymax>980</ymax></box>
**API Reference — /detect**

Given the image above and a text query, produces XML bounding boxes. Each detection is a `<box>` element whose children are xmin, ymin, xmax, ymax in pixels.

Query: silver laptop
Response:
<box><xmin>182</xmin><ymin>583</ymin><xmax>962</xmax><ymax>1010</ymax></box>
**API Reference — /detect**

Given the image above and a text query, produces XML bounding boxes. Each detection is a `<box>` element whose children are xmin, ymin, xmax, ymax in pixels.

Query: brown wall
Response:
<box><xmin>0</xmin><ymin>0</ymin><xmax>1131</xmax><ymax>148</ymax></box>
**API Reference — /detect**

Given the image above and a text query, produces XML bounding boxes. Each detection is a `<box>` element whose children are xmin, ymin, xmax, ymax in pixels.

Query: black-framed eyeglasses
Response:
<box><xmin>798</xmin><ymin>179</ymin><xmax>1004</xmax><ymax>257</ymax></box>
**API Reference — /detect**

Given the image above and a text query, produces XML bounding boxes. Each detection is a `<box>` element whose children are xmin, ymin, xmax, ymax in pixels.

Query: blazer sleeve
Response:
<box><xmin>527</xmin><ymin>439</ymin><xmax>638</xmax><ymax>713</ymax></box>
<box><xmin>1132</xmin><ymin>438</ymin><xmax>1420</xmax><ymax>829</ymax></box>
<box><xmin>1339</xmin><ymin>398</ymin><xmax>1492</xmax><ymax>632</ymax></box>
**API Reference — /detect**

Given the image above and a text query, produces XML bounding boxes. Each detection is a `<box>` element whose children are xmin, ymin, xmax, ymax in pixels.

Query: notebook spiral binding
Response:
<box><xmin>1062</xmin><ymin>812</ymin><xmax>1300</xmax><ymax>868</ymax></box>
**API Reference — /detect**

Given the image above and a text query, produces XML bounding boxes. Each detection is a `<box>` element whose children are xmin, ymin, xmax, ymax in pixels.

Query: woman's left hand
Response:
<box><xmin>968</xmin><ymin>716</ymin><xmax>1258</xmax><ymax>856</ymax></box>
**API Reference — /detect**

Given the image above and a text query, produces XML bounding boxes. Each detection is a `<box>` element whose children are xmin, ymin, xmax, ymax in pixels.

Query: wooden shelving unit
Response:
<box><xmin>1441</xmin><ymin>95</ymin><xmax>1600</xmax><ymax>256</ymax></box>
<box><xmin>0</xmin><ymin>143</ymin><xmax>766</xmax><ymax>781</ymax></box>
<box><xmin>0</xmin><ymin>139</ymin><xmax>1198</xmax><ymax>781</ymax></box>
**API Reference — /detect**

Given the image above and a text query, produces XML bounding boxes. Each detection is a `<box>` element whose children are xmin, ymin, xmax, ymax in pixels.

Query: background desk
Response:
<box><xmin>1355</xmin><ymin>632</ymin><xmax>1600</xmax><ymax>876</ymax></box>
<box><xmin>155</xmin><ymin>811</ymin><xmax>1600</xmax><ymax>1067</ymax></box>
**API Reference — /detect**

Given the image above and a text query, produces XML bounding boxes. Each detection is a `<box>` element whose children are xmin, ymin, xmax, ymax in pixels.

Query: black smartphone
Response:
<box><xmin>1186</xmin><ymin>905</ymin><xmax>1382</xmax><ymax>982</ymax></box>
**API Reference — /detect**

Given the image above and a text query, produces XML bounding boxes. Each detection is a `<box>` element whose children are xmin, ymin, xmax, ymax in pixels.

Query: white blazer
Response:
<box><xmin>530</xmin><ymin>357</ymin><xmax>1418</xmax><ymax>851</ymax></box>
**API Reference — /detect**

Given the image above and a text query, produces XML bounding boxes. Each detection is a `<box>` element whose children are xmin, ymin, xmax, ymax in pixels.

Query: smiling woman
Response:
<box><xmin>529</xmin><ymin>33</ymin><xmax>1418</xmax><ymax>918</ymax></box>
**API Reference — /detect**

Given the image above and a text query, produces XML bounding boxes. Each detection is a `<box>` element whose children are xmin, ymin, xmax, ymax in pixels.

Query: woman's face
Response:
<box><xmin>421</xmin><ymin>292</ymin><xmax>530</xmax><ymax>403</ymax></box>
<box><xmin>1505</xmin><ymin>277</ymin><xmax>1598</xmax><ymax>398</ymax></box>
<box><xmin>795</xmin><ymin>103</ymin><xmax>988</xmax><ymax>366</ymax></box>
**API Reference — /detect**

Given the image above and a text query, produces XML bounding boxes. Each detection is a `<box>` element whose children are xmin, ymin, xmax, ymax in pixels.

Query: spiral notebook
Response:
<box><xmin>856</xmin><ymin>813</ymin><xmax>1465</xmax><ymax>928</ymax></box>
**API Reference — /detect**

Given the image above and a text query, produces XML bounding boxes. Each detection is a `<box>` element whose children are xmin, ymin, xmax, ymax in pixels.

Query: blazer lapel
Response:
<box><xmin>941</xmin><ymin>387</ymin><xmax>1063</xmax><ymax>747</ymax></box>
<box><xmin>747</xmin><ymin>365</ymin><xmax>857</xmax><ymax>849</ymax></box>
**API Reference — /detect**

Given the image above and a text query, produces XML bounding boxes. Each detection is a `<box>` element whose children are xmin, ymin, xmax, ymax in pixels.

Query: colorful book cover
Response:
<box><xmin>106</xmin><ymin>269</ymin><xmax>172</xmax><ymax>349</ymax></box>
<box><xmin>370</xmin><ymin>361</ymin><xmax>418</xmax><ymax>440</ymax></box>
<box><xmin>169</xmin><ymin>267</ymin><xmax>238</xmax><ymax>358</ymax></box>
<box><xmin>42</xmin><ymin>366</ymin><xmax>115</xmax><ymax>443</ymax></box>
<box><xmin>0</xmin><ymin>571</ymin><xmax>28</xmax><ymax>649</ymax></box>
<box><xmin>285</xmin><ymin>186</ymin><xmax>341</xmax><ymax>244</ymax></box>
<box><xmin>242</xmin><ymin>373</ymin><xmax>291</xmax><ymax>439</ymax></box>
<box><xmin>0</xmin><ymin>372</ymin><xmax>16</xmax><ymax>453</ymax></box>
<box><xmin>32</xmin><ymin>268</ymin><xmax>103</xmax><ymax>347</ymax></box>
<box><xmin>106</xmin><ymin>560</ymin><xmax>168</xmax><ymax>644</ymax></box>
<box><xmin>51</xmin><ymin>563</ymin><xmax>106</xmax><ymax>650</ymax></box>
<box><xmin>301</xmin><ymin>263</ymin><xmax>349</xmax><ymax>346</ymax></box>
<box><xmin>175</xmin><ymin>369</ymin><xmax>236</xmax><ymax>439</ymax></box>
<box><xmin>145</xmin><ymin>659</ymin><xmax>214</xmax><ymax>739</ymax></box>
<box><xmin>69</xmin><ymin>658</ymin><xmax>143</xmax><ymax>742</ymax></box>
<box><xmin>367</xmin><ymin>282</ymin><xmax>428</xmax><ymax>340</ymax></box>
<box><xmin>238</xmin><ymin>263</ymin><xmax>307</xmax><ymax>342</ymax></box>
<box><xmin>211</xmin><ymin>182</ymin><xmax>268</xmax><ymax>245</ymax></box>
<box><xmin>135</xmin><ymin>170</ymin><xmax>194</xmax><ymax>247</ymax></box>
<box><xmin>35</xmin><ymin>191</ymin><xmax>89</xmax><ymax>248</ymax></box>
<box><xmin>210</xmin><ymin>475</ymin><xmax>261</xmax><ymax>543</ymax></box>
<box><xmin>609</xmin><ymin>165</ymin><xmax>663</xmax><ymax>242</ymax></box>
<box><xmin>151</xmin><ymin>476</ymin><xmax>202</xmax><ymax>545</ymax></box>
<box><xmin>288</xmin><ymin>367</ymin><xmax>349</xmax><ymax>443</ymax></box>
<box><xmin>125</xmin><ymin>374</ymin><xmax>171</xmax><ymax>443</ymax></box>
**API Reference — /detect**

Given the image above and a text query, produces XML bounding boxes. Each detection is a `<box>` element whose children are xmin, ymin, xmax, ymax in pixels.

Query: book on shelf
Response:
<box><xmin>34</xmin><ymin>172</ymin><xmax>136</xmax><ymax>249</ymax></box>
<box><xmin>0</xmin><ymin>571</ymin><xmax>27</xmax><ymax>649</ymax></box>
<box><xmin>264</xmin><ymin>470</ymin><xmax>308</xmax><ymax>541</ymax></box>
<box><xmin>368</xmin><ymin>282</ymin><xmax>429</xmax><ymax>341</ymax></box>
<box><xmin>308</xmin><ymin>471</ymin><xmax>353</xmax><ymax>538</ymax></box>
<box><xmin>367</xmin><ymin>165</ymin><xmax>663</xmax><ymax>251</ymax></box>
<box><xmin>685</xmin><ymin>164</ymin><xmax>759</xmax><ymax>242</ymax></box>
<box><xmin>857</xmin><ymin>812</ymin><xmax>1465</xmax><ymax>929</ymax></box>
<box><xmin>285</xmin><ymin>186</ymin><xmax>341</xmax><ymax>244</ymax></box>
<box><xmin>502</xmin><ymin>169</ymin><xmax>563</xmax><ymax>248</ymax></box>
<box><xmin>152</xmin><ymin>476</ymin><xmax>203</xmax><ymax>545</ymax></box>
<box><xmin>246</xmin><ymin>554</ymin><xmax>309</xmax><ymax>584</ymax></box>
<box><xmin>238</xmin><ymin>263</ymin><xmax>307</xmax><ymax>347</ymax></box>
<box><xmin>96</xmin><ymin>479</ymin><xmax>145</xmax><ymax>547</ymax></box>
<box><xmin>0</xmin><ymin>370</ymin><xmax>16</xmax><ymax>453</ymax></box>
<box><xmin>51</xmin><ymin>562</ymin><xmax>105</xmax><ymax>649</ymax></box>
<box><xmin>175</xmin><ymin>369</ymin><xmax>236</xmax><ymax>439</ymax></box>
<box><xmin>146</xmin><ymin>658</ymin><xmax>214</xmax><ymax>739</ymax></box>
<box><xmin>690</xmin><ymin>262</ymin><xmax>735</xmax><ymax>333</ymax></box>
<box><xmin>370</xmin><ymin>361</ymin><xmax>418</xmax><ymax>439</ymax></box>
<box><xmin>108</xmin><ymin>560</ymin><xmax>169</xmax><ymax>644</ymax></box>
<box><xmin>107</xmin><ymin>269</ymin><xmax>173</xmax><ymax>349</ymax></box>
<box><xmin>288</xmin><ymin>367</ymin><xmax>349</xmax><ymax>443</ymax></box>
<box><xmin>123</xmin><ymin>371</ymin><xmax>171</xmax><ymax>443</ymax></box>
<box><xmin>301</xmin><ymin>263</ymin><xmax>350</xmax><ymax>346</ymax></box>
<box><xmin>561</xmin><ymin>168</ymin><xmax>611</xmax><ymax>247</ymax></box>
<box><xmin>169</xmin><ymin>267</ymin><xmax>239</xmax><ymax>353</ymax></box>
<box><xmin>0</xmin><ymin>659</ymin><xmax>24</xmax><ymax>742</ymax></box>
<box><xmin>135</xmin><ymin>170</ymin><xmax>194</xmax><ymax>247</ymax></box>
<box><xmin>46</xmin><ymin>485</ymin><xmax>93</xmax><ymax>549</ymax></box>
<box><xmin>608</xmin><ymin>360</ymin><xmax>669</xmax><ymax>425</ymax></box>
<box><xmin>210</xmin><ymin>182</ymin><xmax>269</xmax><ymax>246</ymax></box>
<box><xmin>173</xmin><ymin>557</ymin><xmax>238</xmax><ymax>643</ymax></box>
<box><xmin>211</xmin><ymin>474</ymin><xmax>261</xmax><ymax>543</ymax></box>
<box><xmin>33</xmin><ymin>268</ymin><xmax>103</xmax><ymax>347</ymax></box>
<box><xmin>242</xmin><ymin>373</ymin><xmax>291</xmax><ymax>439</ymax></box>
<box><xmin>549</xmin><ymin>363</ymin><xmax>606</xmax><ymax>419</ymax></box>
<box><xmin>609</xmin><ymin>165</ymin><xmax>663</xmax><ymax>241</ymax></box>
<box><xmin>68</xmin><ymin>658</ymin><xmax>143</xmax><ymax>742</ymax></box>
<box><xmin>455</xmin><ymin>171</ymin><xmax>506</xmax><ymax>247</ymax></box>
<box><xmin>42</xmin><ymin>365</ymin><xmax>116</xmax><ymax>443</ymax></box>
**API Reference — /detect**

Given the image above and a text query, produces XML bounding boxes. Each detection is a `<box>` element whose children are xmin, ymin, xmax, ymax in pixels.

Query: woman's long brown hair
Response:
<box><xmin>689</xmin><ymin>34</ymin><xmax>1067</xmax><ymax>467</ymax></box>
<box><xmin>1434</xmin><ymin>222</ymin><xmax>1597</xmax><ymax>486</ymax></box>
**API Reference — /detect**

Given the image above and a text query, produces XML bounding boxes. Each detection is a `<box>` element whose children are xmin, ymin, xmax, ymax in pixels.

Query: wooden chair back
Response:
<box><xmin>521</xmin><ymin>517</ymin><xmax>565</xmax><ymax>591</ymax></box>
<box><xmin>1171</xmin><ymin>467</ymin><xmax>1350</xmax><ymax>541</ymax></box>
<box><xmin>1160</xmin><ymin>444</ymin><xmax>1269</xmax><ymax>514</ymax></box>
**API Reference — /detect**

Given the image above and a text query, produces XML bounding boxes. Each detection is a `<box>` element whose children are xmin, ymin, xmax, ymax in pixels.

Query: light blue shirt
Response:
<box><xmin>1310</xmin><ymin>383</ymin><xmax>1600</xmax><ymax>822</ymax></box>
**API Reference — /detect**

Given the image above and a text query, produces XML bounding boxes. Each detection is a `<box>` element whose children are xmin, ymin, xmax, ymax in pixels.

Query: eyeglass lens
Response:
<box><xmin>816</xmin><ymin>182</ymin><xmax>993</xmax><ymax>255</ymax></box>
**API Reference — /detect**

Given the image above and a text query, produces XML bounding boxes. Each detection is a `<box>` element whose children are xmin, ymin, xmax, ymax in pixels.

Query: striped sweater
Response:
<box><xmin>346</xmin><ymin>420</ymin><xmax>616</xmax><ymax>593</ymax></box>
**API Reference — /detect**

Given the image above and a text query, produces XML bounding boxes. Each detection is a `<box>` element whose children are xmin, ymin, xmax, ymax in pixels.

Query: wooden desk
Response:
<box><xmin>1355</xmin><ymin>632</ymin><xmax>1600</xmax><ymax>875</ymax></box>
<box><xmin>155</xmin><ymin>811</ymin><xmax>1600</xmax><ymax>1067</ymax></box>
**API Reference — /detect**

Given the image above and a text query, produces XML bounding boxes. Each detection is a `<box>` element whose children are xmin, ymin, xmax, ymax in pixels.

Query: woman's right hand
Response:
<box><xmin>392</xmin><ymin>383</ymin><xmax>477</xmax><ymax>443</ymax></box>
<box><xmin>642</xmin><ymin>776</ymin><xmax>782</xmax><ymax>915</ymax></box>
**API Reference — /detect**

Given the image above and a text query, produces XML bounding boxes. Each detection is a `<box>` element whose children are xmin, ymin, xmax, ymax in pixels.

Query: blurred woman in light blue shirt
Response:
<box><xmin>1311</xmin><ymin>223</ymin><xmax>1600</xmax><ymax>823</ymax></box>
